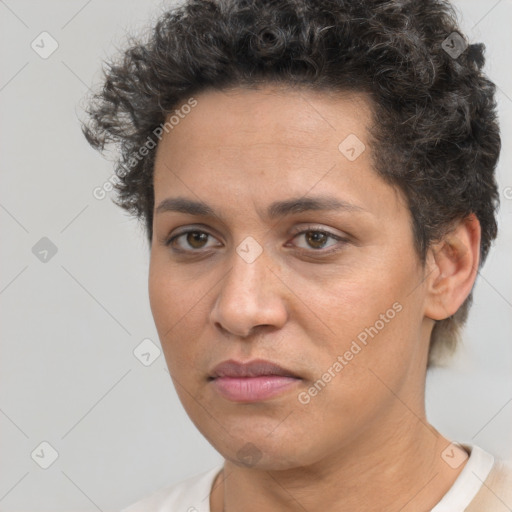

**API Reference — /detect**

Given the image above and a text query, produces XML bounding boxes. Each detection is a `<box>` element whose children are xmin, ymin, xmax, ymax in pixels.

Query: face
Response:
<box><xmin>149</xmin><ymin>86</ymin><xmax>433</xmax><ymax>470</ymax></box>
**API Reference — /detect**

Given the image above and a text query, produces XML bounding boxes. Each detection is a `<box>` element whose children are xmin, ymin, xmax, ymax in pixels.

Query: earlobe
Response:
<box><xmin>424</xmin><ymin>214</ymin><xmax>481</xmax><ymax>321</ymax></box>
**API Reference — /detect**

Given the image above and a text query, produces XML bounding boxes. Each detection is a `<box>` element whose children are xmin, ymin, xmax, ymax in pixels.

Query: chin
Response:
<box><xmin>226</xmin><ymin>448</ymin><xmax>305</xmax><ymax>471</ymax></box>
<box><xmin>211</xmin><ymin>428</ymin><xmax>316</xmax><ymax>471</ymax></box>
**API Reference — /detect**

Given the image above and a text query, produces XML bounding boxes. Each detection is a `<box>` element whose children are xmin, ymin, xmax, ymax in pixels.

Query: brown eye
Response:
<box><xmin>167</xmin><ymin>229</ymin><xmax>221</xmax><ymax>251</ymax></box>
<box><xmin>305</xmin><ymin>231</ymin><xmax>329</xmax><ymax>249</ymax></box>
<box><xmin>186</xmin><ymin>231</ymin><xmax>209</xmax><ymax>249</ymax></box>
<box><xmin>292</xmin><ymin>229</ymin><xmax>341</xmax><ymax>251</ymax></box>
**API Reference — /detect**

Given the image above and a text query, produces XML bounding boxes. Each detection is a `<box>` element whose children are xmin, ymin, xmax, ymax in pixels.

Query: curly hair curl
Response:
<box><xmin>82</xmin><ymin>0</ymin><xmax>501</xmax><ymax>366</ymax></box>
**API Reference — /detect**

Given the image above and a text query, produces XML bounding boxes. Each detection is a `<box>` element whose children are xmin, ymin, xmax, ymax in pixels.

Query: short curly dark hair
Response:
<box><xmin>82</xmin><ymin>0</ymin><xmax>500</xmax><ymax>366</ymax></box>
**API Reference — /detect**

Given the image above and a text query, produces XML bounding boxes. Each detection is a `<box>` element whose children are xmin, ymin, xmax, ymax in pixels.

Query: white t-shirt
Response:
<box><xmin>121</xmin><ymin>443</ymin><xmax>508</xmax><ymax>512</ymax></box>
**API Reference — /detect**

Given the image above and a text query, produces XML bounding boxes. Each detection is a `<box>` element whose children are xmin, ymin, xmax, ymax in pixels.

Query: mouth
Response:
<box><xmin>208</xmin><ymin>359</ymin><xmax>302</xmax><ymax>402</ymax></box>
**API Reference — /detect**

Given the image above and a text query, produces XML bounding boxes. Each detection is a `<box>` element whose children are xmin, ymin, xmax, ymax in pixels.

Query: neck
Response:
<box><xmin>210</xmin><ymin>415</ymin><xmax>467</xmax><ymax>512</ymax></box>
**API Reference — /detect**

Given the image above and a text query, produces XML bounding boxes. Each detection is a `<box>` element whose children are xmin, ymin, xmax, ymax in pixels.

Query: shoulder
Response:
<box><xmin>466</xmin><ymin>457</ymin><xmax>512</xmax><ymax>511</ymax></box>
<box><xmin>121</xmin><ymin>465</ymin><xmax>223</xmax><ymax>512</ymax></box>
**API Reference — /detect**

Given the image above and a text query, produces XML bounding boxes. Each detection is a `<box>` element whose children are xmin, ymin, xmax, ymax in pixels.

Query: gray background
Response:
<box><xmin>0</xmin><ymin>0</ymin><xmax>511</xmax><ymax>510</ymax></box>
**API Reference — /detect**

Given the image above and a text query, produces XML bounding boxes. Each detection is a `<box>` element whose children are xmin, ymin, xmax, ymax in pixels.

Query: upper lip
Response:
<box><xmin>209</xmin><ymin>359</ymin><xmax>301</xmax><ymax>379</ymax></box>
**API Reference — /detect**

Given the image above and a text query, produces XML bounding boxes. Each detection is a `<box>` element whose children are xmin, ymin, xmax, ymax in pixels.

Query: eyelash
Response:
<box><xmin>165</xmin><ymin>226</ymin><xmax>348</xmax><ymax>255</ymax></box>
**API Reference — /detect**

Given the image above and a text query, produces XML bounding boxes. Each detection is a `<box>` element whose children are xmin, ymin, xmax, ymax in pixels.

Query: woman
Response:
<box><xmin>83</xmin><ymin>0</ymin><xmax>512</xmax><ymax>510</ymax></box>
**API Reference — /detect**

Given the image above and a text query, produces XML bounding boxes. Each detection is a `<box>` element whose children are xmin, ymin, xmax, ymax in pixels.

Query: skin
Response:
<box><xmin>148</xmin><ymin>85</ymin><xmax>481</xmax><ymax>512</ymax></box>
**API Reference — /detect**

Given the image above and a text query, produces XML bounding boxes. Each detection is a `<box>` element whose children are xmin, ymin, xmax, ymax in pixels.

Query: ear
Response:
<box><xmin>424</xmin><ymin>214</ymin><xmax>481</xmax><ymax>321</ymax></box>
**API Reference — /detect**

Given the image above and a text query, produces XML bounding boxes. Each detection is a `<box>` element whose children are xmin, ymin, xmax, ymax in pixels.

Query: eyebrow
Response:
<box><xmin>155</xmin><ymin>195</ymin><xmax>367</xmax><ymax>220</ymax></box>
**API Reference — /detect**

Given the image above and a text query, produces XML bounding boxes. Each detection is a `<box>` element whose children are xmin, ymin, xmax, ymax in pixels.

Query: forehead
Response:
<box><xmin>158</xmin><ymin>85</ymin><xmax>373</xmax><ymax>152</ymax></box>
<box><xmin>152</xmin><ymin>85</ymin><xmax>405</xmax><ymax>221</ymax></box>
<box><xmin>153</xmin><ymin>85</ymin><xmax>375</xmax><ymax>182</ymax></box>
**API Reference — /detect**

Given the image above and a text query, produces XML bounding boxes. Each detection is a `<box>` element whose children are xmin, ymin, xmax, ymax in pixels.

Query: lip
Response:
<box><xmin>209</xmin><ymin>359</ymin><xmax>302</xmax><ymax>402</ymax></box>
<box><xmin>210</xmin><ymin>359</ymin><xmax>300</xmax><ymax>379</ymax></box>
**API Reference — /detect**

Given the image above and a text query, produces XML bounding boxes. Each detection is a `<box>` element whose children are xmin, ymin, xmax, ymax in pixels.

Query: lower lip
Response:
<box><xmin>211</xmin><ymin>376</ymin><xmax>301</xmax><ymax>402</ymax></box>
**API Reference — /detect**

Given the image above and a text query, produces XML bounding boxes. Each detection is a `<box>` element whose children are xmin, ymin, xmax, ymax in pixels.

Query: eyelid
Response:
<box><xmin>165</xmin><ymin>225</ymin><xmax>223</xmax><ymax>248</ymax></box>
<box><xmin>288</xmin><ymin>224</ymin><xmax>347</xmax><ymax>240</ymax></box>
<box><xmin>166</xmin><ymin>223</ymin><xmax>218</xmax><ymax>238</ymax></box>
<box><xmin>287</xmin><ymin>225</ymin><xmax>348</xmax><ymax>252</ymax></box>
<box><xmin>164</xmin><ymin>224</ymin><xmax>349</xmax><ymax>253</ymax></box>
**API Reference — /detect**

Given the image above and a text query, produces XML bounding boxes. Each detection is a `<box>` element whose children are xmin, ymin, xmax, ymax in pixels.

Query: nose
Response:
<box><xmin>210</xmin><ymin>245</ymin><xmax>288</xmax><ymax>338</ymax></box>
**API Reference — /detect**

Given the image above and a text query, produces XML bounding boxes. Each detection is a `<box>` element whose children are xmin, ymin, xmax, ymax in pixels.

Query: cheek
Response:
<box><xmin>148</xmin><ymin>259</ymin><xmax>173</xmax><ymax>333</ymax></box>
<box><xmin>298</xmin><ymin>250</ymin><xmax>424</xmax><ymax>374</ymax></box>
<box><xmin>297</xmin><ymin>265</ymin><xmax>410</xmax><ymax>340</ymax></box>
<box><xmin>322</xmin><ymin>284</ymin><xmax>425</xmax><ymax>409</ymax></box>
<box><xmin>295</xmin><ymin>304</ymin><xmax>422</xmax><ymax>435</ymax></box>
<box><xmin>148</xmin><ymin>252</ymin><xmax>203</xmax><ymax>327</ymax></box>
<box><xmin>148</xmin><ymin>255</ymin><xmax>208</xmax><ymax>372</ymax></box>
